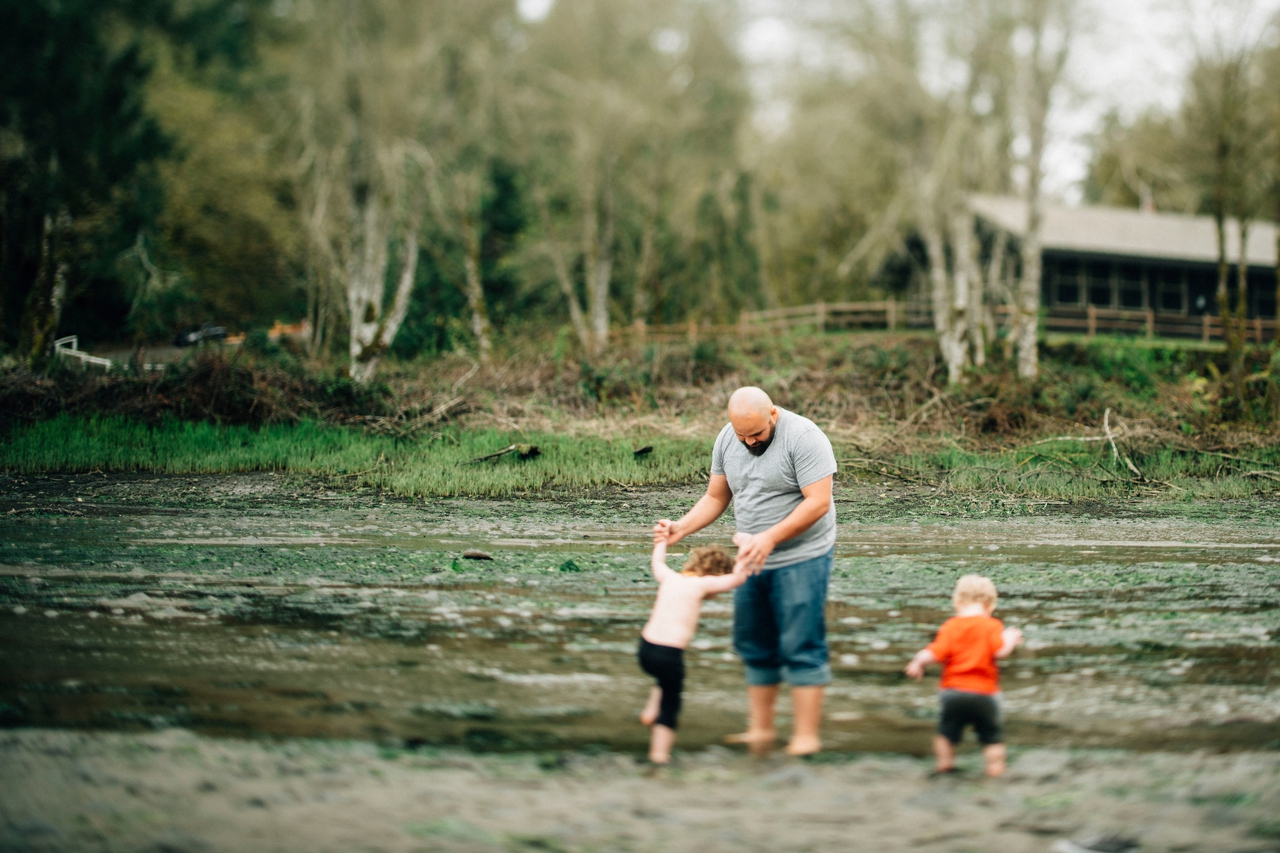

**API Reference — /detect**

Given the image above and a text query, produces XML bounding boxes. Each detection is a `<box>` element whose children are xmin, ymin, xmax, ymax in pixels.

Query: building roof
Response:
<box><xmin>969</xmin><ymin>194</ymin><xmax>1278</xmax><ymax>269</ymax></box>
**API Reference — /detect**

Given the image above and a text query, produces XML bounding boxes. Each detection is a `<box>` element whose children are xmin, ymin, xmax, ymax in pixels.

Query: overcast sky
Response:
<box><xmin>519</xmin><ymin>0</ymin><xmax>1280</xmax><ymax>205</ymax></box>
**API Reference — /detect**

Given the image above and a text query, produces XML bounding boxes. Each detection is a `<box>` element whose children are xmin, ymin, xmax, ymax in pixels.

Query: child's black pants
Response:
<box><xmin>638</xmin><ymin>637</ymin><xmax>684</xmax><ymax>730</ymax></box>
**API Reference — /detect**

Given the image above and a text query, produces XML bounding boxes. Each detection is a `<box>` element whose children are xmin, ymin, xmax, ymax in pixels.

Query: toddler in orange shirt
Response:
<box><xmin>905</xmin><ymin>574</ymin><xmax>1023</xmax><ymax>777</ymax></box>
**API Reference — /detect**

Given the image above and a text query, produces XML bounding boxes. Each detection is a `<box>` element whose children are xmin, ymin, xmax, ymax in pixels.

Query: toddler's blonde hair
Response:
<box><xmin>682</xmin><ymin>545</ymin><xmax>735</xmax><ymax>577</ymax></box>
<box><xmin>953</xmin><ymin>574</ymin><xmax>998</xmax><ymax>609</ymax></box>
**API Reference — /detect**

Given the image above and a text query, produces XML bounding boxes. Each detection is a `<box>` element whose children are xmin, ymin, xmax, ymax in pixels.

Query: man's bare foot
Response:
<box><xmin>724</xmin><ymin>728</ymin><xmax>777</xmax><ymax>745</ymax></box>
<box><xmin>785</xmin><ymin>735</ymin><xmax>821</xmax><ymax>756</ymax></box>
<box><xmin>639</xmin><ymin>687</ymin><xmax>661</xmax><ymax>726</ymax></box>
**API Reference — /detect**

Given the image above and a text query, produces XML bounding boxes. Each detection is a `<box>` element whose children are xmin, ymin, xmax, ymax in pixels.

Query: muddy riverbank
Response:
<box><xmin>1</xmin><ymin>473</ymin><xmax>1278</xmax><ymax>850</ymax></box>
<box><xmin>4</xmin><ymin>728</ymin><xmax>1280</xmax><ymax>853</ymax></box>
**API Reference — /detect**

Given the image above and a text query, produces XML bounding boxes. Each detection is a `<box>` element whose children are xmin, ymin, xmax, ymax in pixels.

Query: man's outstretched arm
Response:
<box><xmin>654</xmin><ymin>474</ymin><xmax>732</xmax><ymax>545</ymax></box>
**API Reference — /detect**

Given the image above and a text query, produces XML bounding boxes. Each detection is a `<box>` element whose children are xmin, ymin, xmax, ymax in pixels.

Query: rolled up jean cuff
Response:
<box><xmin>744</xmin><ymin>664</ymin><xmax>783</xmax><ymax>686</ymax></box>
<box><xmin>786</xmin><ymin>663</ymin><xmax>832</xmax><ymax>687</ymax></box>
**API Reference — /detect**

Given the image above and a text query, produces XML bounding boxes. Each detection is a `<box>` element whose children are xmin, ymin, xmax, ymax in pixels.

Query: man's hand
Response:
<box><xmin>653</xmin><ymin>518</ymin><xmax>683</xmax><ymax>545</ymax></box>
<box><xmin>734</xmin><ymin>530</ymin><xmax>776</xmax><ymax>575</ymax></box>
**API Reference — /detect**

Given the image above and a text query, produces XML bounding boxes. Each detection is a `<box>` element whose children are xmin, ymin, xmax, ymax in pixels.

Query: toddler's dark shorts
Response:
<box><xmin>638</xmin><ymin>637</ymin><xmax>684</xmax><ymax>730</ymax></box>
<box><xmin>937</xmin><ymin>689</ymin><xmax>1003</xmax><ymax>745</ymax></box>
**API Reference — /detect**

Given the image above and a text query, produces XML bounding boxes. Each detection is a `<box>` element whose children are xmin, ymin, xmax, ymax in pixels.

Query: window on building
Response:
<box><xmin>1086</xmin><ymin>261</ymin><xmax>1113</xmax><ymax>307</ymax></box>
<box><xmin>1054</xmin><ymin>258</ymin><xmax>1080</xmax><ymax>306</ymax></box>
<box><xmin>1156</xmin><ymin>268</ymin><xmax>1184</xmax><ymax>313</ymax></box>
<box><xmin>1187</xmin><ymin>268</ymin><xmax>1216</xmax><ymax>315</ymax></box>
<box><xmin>1118</xmin><ymin>264</ymin><xmax>1144</xmax><ymax>309</ymax></box>
<box><xmin>1249</xmin><ymin>270</ymin><xmax>1274</xmax><ymax>319</ymax></box>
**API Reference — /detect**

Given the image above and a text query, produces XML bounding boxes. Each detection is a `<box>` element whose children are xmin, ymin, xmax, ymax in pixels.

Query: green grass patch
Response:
<box><xmin>2</xmin><ymin>414</ymin><xmax>1276</xmax><ymax>500</ymax></box>
<box><xmin>856</xmin><ymin>442</ymin><xmax>1280</xmax><ymax>500</ymax></box>
<box><xmin>0</xmin><ymin>415</ymin><xmax>711</xmax><ymax>497</ymax></box>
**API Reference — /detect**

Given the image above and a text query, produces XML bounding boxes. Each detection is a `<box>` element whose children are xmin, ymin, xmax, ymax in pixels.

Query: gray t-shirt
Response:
<box><xmin>710</xmin><ymin>408</ymin><xmax>838</xmax><ymax>569</ymax></box>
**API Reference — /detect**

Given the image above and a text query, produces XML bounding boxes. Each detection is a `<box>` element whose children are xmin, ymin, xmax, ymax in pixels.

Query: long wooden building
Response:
<box><xmin>969</xmin><ymin>195</ymin><xmax>1278</xmax><ymax>340</ymax></box>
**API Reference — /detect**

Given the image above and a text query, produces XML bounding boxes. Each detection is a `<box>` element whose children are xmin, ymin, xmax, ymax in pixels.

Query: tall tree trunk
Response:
<box><xmin>462</xmin><ymin>219</ymin><xmax>492</xmax><ymax>363</ymax></box>
<box><xmin>1017</xmin><ymin>113</ymin><xmax>1046</xmax><ymax>381</ymax></box>
<box><xmin>985</xmin><ymin>228</ymin><xmax>1008</xmax><ymax>361</ymax></box>
<box><xmin>918</xmin><ymin>191</ymin><xmax>967</xmax><ymax>385</ymax></box>
<box><xmin>18</xmin><ymin>210</ymin><xmax>70</xmax><ymax>369</ymax></box>
<box><xmin>587</xmin><ymin>164</ymin><xmax>614</xmax><ymax>357</ymax></box>
<box><xmin>1231</xmin><ymin>220</ymin><xmax>1251</xmax><ymax>411</ymax></box>
<box><xmin>349</xmin><ymin>226</ymin><xmax>417</xmax><ymax>385</ymax></box>
<box><xmin>534</xmin><ymin>187</ymin><xmax>591</xmax><ymax>352</ymax></box>
<box><xmin>957</xmin><ymin>208</ymin><xmax>985</xmax><ymax>367</ymax></box>
<box><xmin>632</xmin><ymin>214</ymin><xmax>655</xmax><ymax>323</ymax></box>
<box><xmin>1214</xmin><ymin>210</ymin><xmax>1232</xmax><ymax>360</ymax></box>
<box><xmin>1015</xmin><ymin>1</ymin><xmax>1072</xmax><ymax>381</ymax></box>
<box><xmin>348</xmin><ymin>199</ymin><xmax>388</xmax><ymax>382</ymax></box>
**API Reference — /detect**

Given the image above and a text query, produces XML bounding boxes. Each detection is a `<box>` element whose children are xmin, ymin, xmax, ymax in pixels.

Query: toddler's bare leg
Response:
<box><xmin>725</xmin><ymin>685</ymin><xmax>779</xmax><ymax>745</ymax></box>
<box><xmin>649</xmin><ymin>724</ymin><xmax>676</xmax><ymax>763</ymax></box>
<box><xmin>639</xmin><ymin>687</ymin><xmax>661</xmax><ymax>726</ymax></box>
<box><xmin>785</xmin><ymin>686</ymin><xmax>824</xmax><ymax>756</ymax></box>
<box><xmin>932</xmin><ymin>735</ymin><xmax>955</xmax><ymax>772</ymax></box>
<box><xmin>982</xmin><ymin>743</ymin><xmax>1006</xmax><ymax>777</ymax></box>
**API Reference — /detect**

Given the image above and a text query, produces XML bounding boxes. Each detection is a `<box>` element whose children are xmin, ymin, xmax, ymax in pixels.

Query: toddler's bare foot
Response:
<box><xmin>648</xmin><ymin>750</ymin><xmax>671</xmax><ymax>764</ymax></box>
<box><xmin>724</xmin><ymin>728</ymin><xmax>777</xmax><ymax>745</ymax></box>
<box><xmin>639</xmin><ymin>687</ymin><xmax>661</xmax><ymax>727</ymax></box>
<box><xmin>785</xmin><ymin>735</ymin><xmax>822</xmax><ymax>756</ymax></box>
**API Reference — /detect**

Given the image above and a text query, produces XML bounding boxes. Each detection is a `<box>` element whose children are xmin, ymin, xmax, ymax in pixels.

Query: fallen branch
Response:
<box><xmin>841</xmin><ymin>458</ymin><xmax>937</xmax><ymax>486</ymax></box>
<box><xmin>901</xmin><ymin>392</ymin><xmax>944</xmax><ymax>427</ymax></box>
<box><xmin>1242</xmin><ymin>470</ymin><xmax>1280</xmax><ymax>482</ymax></box>
<box><xmin>1103</xmin><ymin>408</ymin><xmax>1119</xmax><ymax>463</ymax></box>
<box><xmin>468</xmin><ymin>444</ymin><xmax>541</xmax><ymax>463</ymax></box>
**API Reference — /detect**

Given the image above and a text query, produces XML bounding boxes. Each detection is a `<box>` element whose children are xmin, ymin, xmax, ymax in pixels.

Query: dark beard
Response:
<box><xmin>740</xmin><ymin>433</ymin><xmax>774</xmax><ymax>456</ymax></box>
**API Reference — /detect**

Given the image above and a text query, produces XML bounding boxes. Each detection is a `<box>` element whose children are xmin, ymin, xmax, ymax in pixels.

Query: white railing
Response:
<box><xmin>53</xmin><ymin>336</ymin><xmax>114</xmax><ymax>370</ymax></box>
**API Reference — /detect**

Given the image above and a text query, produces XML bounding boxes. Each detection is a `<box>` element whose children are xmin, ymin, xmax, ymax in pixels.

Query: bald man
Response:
<box><xmin>654</xmin><ymin>386</ymin><xmax>837</xmax><ymax>755</ymax></box>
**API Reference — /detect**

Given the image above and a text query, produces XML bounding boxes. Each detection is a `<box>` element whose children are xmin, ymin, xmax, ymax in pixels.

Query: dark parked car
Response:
<box><xmin>173</xmin><ymin>323</ymin><xmax>227</xmax><ymax>347</ymax></box>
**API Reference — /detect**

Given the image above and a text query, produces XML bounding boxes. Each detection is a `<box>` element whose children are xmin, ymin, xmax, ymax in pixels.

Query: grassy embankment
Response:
<box><xmin>3</xmin><ymin>414</ymin><xmax>1277</xmax><ymax>500</ymax></box>
<box><xmin>2</xmin><ymin>330</ymin><xmax>1277</xmax><ymax>499</ymax></box>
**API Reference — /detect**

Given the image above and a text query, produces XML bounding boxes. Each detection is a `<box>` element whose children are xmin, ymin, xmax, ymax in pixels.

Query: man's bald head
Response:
<box><xmin>728</xmin><ymin>386</ymin><xmax>773</xmax><ymax>419</ymax></box>
<box><xmin>728</xmin><ymin>387</ymin><xmax>778</xmax><ymax>456</ymax></box>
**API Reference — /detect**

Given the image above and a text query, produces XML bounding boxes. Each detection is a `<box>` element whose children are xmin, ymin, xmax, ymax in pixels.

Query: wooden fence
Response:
<box><xmin>1042</xmin><ymin>305</ymin><xmax>1277</xmax><ymax>344</ymax></box>
<box><xmin>611</xmin><ymin>300</ymin><xmax>907</xmax><ymax>344</ymax></box>
<box><xmin>609</xmin><ymin>300</ymin><xmax>1277</xmax><ymax>346</ymax></box>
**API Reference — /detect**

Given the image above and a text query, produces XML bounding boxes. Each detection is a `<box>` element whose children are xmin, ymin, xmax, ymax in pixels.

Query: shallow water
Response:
<box><xmin>1</xmin><ymin>473</ymin><xmax>1278</xmax><ymax>755</ymax></box>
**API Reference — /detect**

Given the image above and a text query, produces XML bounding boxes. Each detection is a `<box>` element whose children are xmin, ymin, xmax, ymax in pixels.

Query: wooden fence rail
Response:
<box><xmin>609</xmin><ymin>300</ymin><xmax>1276</xmax><ymax>346</ymax></box>
<box><xmin>1037</xmin><ymin>305</ymin><xmax>1277</xmax><ymax>344</ymax></box>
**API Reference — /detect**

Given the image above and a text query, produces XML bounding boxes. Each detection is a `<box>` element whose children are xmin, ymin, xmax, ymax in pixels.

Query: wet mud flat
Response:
<box><xmin>5</xmin><ymin>728</ymin><xmax>1280</xmax><ymax>853</ymax></box>
<box><xmin>1</xmin><ymin>473</ymin><xmax>1279</xmax><ymax>850</ymax></box>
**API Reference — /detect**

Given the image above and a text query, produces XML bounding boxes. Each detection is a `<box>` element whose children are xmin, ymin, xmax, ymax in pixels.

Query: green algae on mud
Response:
<box><xmin>1</xmin><ymin>473</ymin><xmax>1279</xmax><ymax>758</ymax></box>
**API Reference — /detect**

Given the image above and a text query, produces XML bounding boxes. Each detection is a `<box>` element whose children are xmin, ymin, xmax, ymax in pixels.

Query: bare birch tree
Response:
<box><xmin>1012</xmin><ymin>0</ymin><xmax>1074</xmax><ymax>381</ymax></box>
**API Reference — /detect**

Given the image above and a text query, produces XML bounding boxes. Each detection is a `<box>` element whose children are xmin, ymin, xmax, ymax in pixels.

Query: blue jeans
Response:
<box><xmin>732</xmin><ymin>548</ymin><xmax>833</xmax><ymax>687</ymax></box>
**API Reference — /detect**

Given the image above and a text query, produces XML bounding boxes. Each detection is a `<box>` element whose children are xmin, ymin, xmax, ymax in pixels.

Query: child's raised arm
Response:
<box><xmin>697</xmin><ymin>562</ymin><xmax>750</xmax><ymax>596</ymax></box>
<box><xmin>650</xmin><ymin>538</ymin><xmax>679</xmax><ymax>584</ymax></box>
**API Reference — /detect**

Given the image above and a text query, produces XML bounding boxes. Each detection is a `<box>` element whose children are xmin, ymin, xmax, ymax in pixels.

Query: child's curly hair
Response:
<box><xmin>682</xmin><ymin>545</ymin><xmax>735</xmax><ymax>577</ymax></box>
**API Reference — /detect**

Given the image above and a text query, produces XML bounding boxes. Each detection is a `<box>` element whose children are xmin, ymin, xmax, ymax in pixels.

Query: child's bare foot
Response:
<box><xmin>785</xmin><ymin>735</ymin><xmax>821</xmax><ymax>756</ymax></box>
<box><xmin>639</xmin><ymin>687</ymin><xmax>661</xmax><ymax>726</ymax></box>
<box><xmin>649</xmin><ymin>723</ymin><xmax>675</xmax><ymax>765</ymax></box>
<box><xmin>724</xmin><ymin>728</ymin><xmax>776</xmax><ymax>745</ymax></box>
<box><xmin>982</xmin><ymin>743</ymin><xmax>1006</xmax><ymax>777</ymax></box>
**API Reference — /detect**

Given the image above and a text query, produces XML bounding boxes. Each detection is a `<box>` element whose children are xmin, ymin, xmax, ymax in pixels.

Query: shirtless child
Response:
<box><xmin>638</xmin><ymin>533</ymin><xmax>749</xmax><ymax>764</ymax></box>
